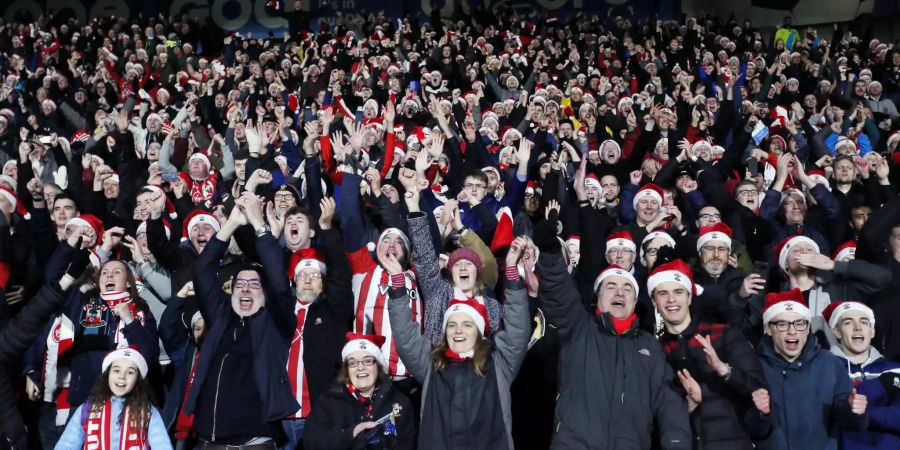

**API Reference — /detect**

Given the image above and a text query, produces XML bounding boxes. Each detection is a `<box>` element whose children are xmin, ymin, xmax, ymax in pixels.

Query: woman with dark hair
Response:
<box><xmin>24</xmin><ymin>230</ymin><xmax>160</xmax><ymax>425</ymax></box>
<box><xmin>55</xmin><ymin>347</ymin><xmax>171</xmax><ymax>450</ymax></box>
<box><xmin>303</xmin><ymin>333</ymin><xmax>416</xmax><ymax>450</ymax></box>
<box><xmin>385</xmin><ymin>236</ymin><xmax>531</xmax><ymax>450</ymax></box>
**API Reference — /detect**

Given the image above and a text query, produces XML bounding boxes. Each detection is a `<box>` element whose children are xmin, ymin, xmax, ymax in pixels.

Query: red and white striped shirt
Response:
<box><xmin>347</xmin><ymin>248</ymin><xmax>422</xmax><ymax>377</ymax></box>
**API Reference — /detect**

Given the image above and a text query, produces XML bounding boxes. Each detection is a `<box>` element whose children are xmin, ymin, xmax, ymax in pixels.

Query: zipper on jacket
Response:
<box><xmin>211</xmin><ymin>353</ymin><xmax>230</xmax><ymax>441</ymax></box>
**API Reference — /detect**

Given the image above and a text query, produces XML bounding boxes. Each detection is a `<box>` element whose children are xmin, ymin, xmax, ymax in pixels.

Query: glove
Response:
<box><xmin>532</xmin><ymin>219</ymin><xmax>560</xmax><ymax>254</ymax></box>
<box><xmin>65</xmin><ymin>238</ymin><xmax>92</xmax><ymax>279</ymax></box>
<box><xmin>879</xmin><ymin>372</ymin><xmax>900</xmax><ymax>393</ymax></box>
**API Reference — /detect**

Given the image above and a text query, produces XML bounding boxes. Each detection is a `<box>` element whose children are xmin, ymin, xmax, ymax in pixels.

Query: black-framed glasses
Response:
<box><xmin>347</xmin><ymin>357</ymin><xmax>377</xmax><ymax>368</ymax></box>
<box><xmin>234</xmin><ymin>279</ymin><xmax>262</xmax><ymax>290</ymax></box>
<box><xmin>770</xmin><ymin>320</ymin><xmax>810</xmax><ymax>332</ymax></box>
<box><xmin>296</xmin><ymin>272</ymin><xmax>323</xmax><ymax>281</ymax></box>
<box><xmin>698</xmin><ymin>213</ymin><xmax>722</xmax><ymax>221</ymax></box>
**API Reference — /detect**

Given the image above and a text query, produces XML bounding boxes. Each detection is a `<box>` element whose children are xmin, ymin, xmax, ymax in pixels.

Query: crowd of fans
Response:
<box><xmin>1</xmin><ymin>2</ymin><xmax>900</xmax><ymax>449</ymax></box>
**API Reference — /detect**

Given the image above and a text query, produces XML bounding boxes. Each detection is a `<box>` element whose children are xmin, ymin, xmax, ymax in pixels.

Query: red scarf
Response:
<box><xmin>595</xmin><ymin>310</ymin><xmax>637</xmax><ymax>335</ymax></box>
<box><xmin>100</xmin><ymin>292</ymin><xmax>145</xmax><ymax>347</ymax></box>
<box><xmin>286</xmin><ymin>303</ymin><xmax>312</xmax><ymax>418</ymax></box>
<box><xmin>187</xmin><ymin>173</ymin><xmax>217</xmax><ymax>206</ymax></box>
<box><xmin>45</xmin><ymin>315</ymin><xmax>75</xmax><ymax>425</ymax></box>
<box><xmin>83</xmin><ymin>400</ymin><xmax>147</xmax><ymax>450</ymax></box>
<box><xmin>174</xmin><ymin>350</ymin><xmax>200</xmax><ymax>440</ymax></box>
<box><xmin>347</xmin><ymin>384</ymin><xmax>374</xmax><ymax>417</ymax></box>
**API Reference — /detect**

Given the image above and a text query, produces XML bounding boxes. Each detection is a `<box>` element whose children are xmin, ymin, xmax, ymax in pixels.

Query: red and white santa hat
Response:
<box><xmin>887</xmin><ymin>130</ymin><xmax>900</xmax><ymax>150</ymax></box>
<box><xmin>832</xmin><ymin>240</ymin><xmax>857</xmax><ymax>262</ymax></box>
<box><xmin>696</xmin><ymin>222</ymin><xmax>733</xmax><ymax>252</ymax></box>
<box><xmin>501</xmin><ymin>127</ymin><xmax>522</xmax><ymax>142</ymax></box>
<box><xmin>288</xmin><ymin>248</ymin><xmax>327</xmax><ymax>280</ymax></box>
<box><xmin>599</xmin><ymin>139</ymin><xmax>621</xmax><ymax>159</ymax></box>
<box><xmin>593</xmin><ymin>264</ymin><xmax>639</xmax><ymax>294</ymax></box>
<box><xmin>647</xmin><ymin>259</ymin><xmax>703</xmax><ymax>296</ymax></box>
<box><xmin>183</xmin><ymin>210</ymin><xmax>220</xmax><ymax>237</ymax></box>
<box><xmin>691</xmin><ymin>139</ymin><xmax>712</xmax><ymax>154</ymax></box>
<box><xmin>0</xmin><ymin>185</ymin><xmax>30</xmax><ymax>220</ymax></box>
<box><xmin>101</xmin><ymin>346</ymin><xmax>149</xmax><ymax>378</ymax></box>
<box><xmin>821</xmin><ymin>301</ymin><xmax>875</xmax><ymax>330</ymax></box>
<box><xmin>835</xmin><ymin>136</ymin><xmax>857</xmax><ymax>153</ymax></box>
<box><xmin>763</xmin><ymin>288</ymin><xmax>812</xmax><ymax>324</ymax></box>
<box><xmin>143</xmin><ymin>185</ymin><xmax>178</xmax><ymax>219</ymax></box>
<box><xmin>65</xmin><ymin>214</ymin><xmax>104</xmax><ymax>246</ymax></box>
<box><xmin>188</xmin><ymin>151</ymin><xmax>211</xmax><ymax>170</ymax></box>
<box><xmin>341</xmin><ymin>332</ymin><xmax>387</xmax><ymax>372</ymax></box>
<box><xmin>584</xmin><ymin>173</ymin><xmax>602</xmax><ymax>191</ymax></box>
<box><xmin>605</xmin><ymin>230</ymin><xmax>636</xmax><ymax>255</ymax></box>
<box><xmin>443</xmin><ymin>299</ymin><xmax>488</xmax><ymax>337</ymax></box>
<box><xmin>807</xmin><ymin>170</ymin><xmax>831</xmax><ymax>191</ymax></box>
<box><xmin>632</xmin><ymin>183</ymin><xmax>664</xmax><ymax>209</ymax></box>
<box><xmin>136</xmin><ymin>220</ymin><xmax>171</xmax><ymax>239</ymax></box>
<box><xmin>641</xmin><ymin>231</ymin><xmax>676</xmax><ymax>260</ymax></box>
<box><xmin>481</xmin><ymin>166</ymin><xmax>500</xmax><ymax>180</ymax></box>
<box><xmin>773</xmin><ymin>235</ymin><xmax>820</xmax><ymax>271</ymax></box>
<box><xmin>565</xmin><ymin>235</ymin><xmax>581</xmax><ymax>247</ymax></box>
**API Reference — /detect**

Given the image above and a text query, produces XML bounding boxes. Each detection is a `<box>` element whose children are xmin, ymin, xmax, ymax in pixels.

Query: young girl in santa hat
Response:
<box><xmin>386</xmin><ymin>236</ymin><xmax>531</xmax><ymax>450</ymax></box>
<box><xmin>55</xmin><ymin>347</ymin><xmax>172</xmax><ymax>450</ymax></box>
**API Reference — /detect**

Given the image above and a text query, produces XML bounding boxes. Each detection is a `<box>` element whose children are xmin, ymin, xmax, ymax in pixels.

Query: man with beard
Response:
<box><xmin>281</xmin><ymin>197</ymin><xmax>353</xmax><ymax>450</ymax></box>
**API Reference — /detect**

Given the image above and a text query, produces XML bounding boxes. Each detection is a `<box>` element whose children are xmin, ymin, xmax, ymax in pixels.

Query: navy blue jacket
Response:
<box><xmin>831</xmin><ymin>347</ymin><xmax>900</xmax><ymax>450</ymax></box>
<box><xmin>757</xmin><ymin>335</ymin><xmax>867</xmax><ymax>450</ymax></box>
<box><xmin>183</xmin><ymin>233</ymin><xmax>298</xmax><ymax>424</ymax></box>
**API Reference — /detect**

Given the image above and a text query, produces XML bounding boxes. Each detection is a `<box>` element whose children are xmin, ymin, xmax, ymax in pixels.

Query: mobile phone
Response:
<box><xmin>746</xmin><ymin>159</ymin><xmax>759</xmax><ymax>177</ymax></box>
<box><xmin>752</xmin><ymin>261</ymin><xmax>769</xmax><ymax>278</ymax></box>
<box><xmin>161</xmin><ymin>172</ymin><xmax>180</xmax><ymax>182</ymax></box>
<box><xmin>409</xmin><ymin>80</ymin><xmax>420</xmax><ymax>91</ymax></box>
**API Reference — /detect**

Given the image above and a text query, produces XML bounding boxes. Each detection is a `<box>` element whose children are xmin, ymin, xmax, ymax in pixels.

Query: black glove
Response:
<box><xmin>532</xmin><ymin>219</ymin><xmax>560</xmax><ymax>254</ymax></box>
<box><xmin>65</xmin><ymin>238</ymin><xmax>92</xmax><ymax>279</ymax></box>
<box><xmin>879</xmin><ymin>372</ymin><xmax>900</xmax><ymax>393</ymax></box>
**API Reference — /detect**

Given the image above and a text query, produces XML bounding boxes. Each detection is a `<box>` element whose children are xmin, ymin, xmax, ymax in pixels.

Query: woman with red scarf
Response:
<box><xmin>55</xmin><ymin>347</ymin><xmax>171</xmax><ymax>450</ymax></box>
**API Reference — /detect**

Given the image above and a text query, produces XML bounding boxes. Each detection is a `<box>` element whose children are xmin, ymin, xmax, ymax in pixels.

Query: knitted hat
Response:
<box><xmin>822</xmin><ymin>301</ymin><xmax>875</xmax><ymax>330</ymax></box>
<box><xmin>442</xmin><ymin>300</ymin><xmax>488</xmax><ymax>337</ymax></box>
<box><xmin>832</xmin><ymin>241</ymin><xmax>856</xmax><ymax>262</ymax></box>
<box><xmin>446</xmin><ymin>247</ymin><xmax>483</xmax><ymax>278</ymax></box>
<box><xmin>341</xmin><ymin>332</ymin><xmax>387</xmax><ymax>372</ymax></box>
<box><xmin>696</xmin><ymin>222</ymin><xmax>733</xmax><ymax>252</ymax></box>
<box><xmin>593</xmin><ymin>264</ymin><xmax>639</xmax><ymax>294</ymax></box>
<box><xmin>632</xmin><ymin>183</ymin><xmax>664</xmax><ymax>209</ymax></box>
<box><xmin>763</xmin><ymin>288</ymin><xmax>812</xmax><ymax>324</ymax></box>
<box><xmin>0</xmin><ymin>186</ymin><xmax>30</xmax><ymax>220</ymax></box>
<box><xmin>647</xmin><ymin>259</ymin><xmax>703</xmax><ymax>296</ymax></box>
<box><xmin>101</xmin><ymin>346</ymin><xmax>149</xmax><ymax>378</ymax></box>
<box><xmin>376</xmin><ymin>227</ymin><xmax>410</xmax><ymax>252</ymax></box>
<box><xmin>288</xmin><ymin>248</ymin><xmax>327</xmax><ymax>280</ymax></box>
<box><xmin>183</xmin><ymin>210</ymin><xmax>220</xmax><ymax>237</ymax></box>
<box><xmin>65</xmin><ymin>214</ymin><xmax>104</xmax><ymax>246</ymax></box>
<box><xmin>773</xmin><ymin>235</ymin><xmax>819</xmax><ymax>271</ymax></box>
<box><xmin>605</xmin><ymin>231</ymin><xmax>636</xmax><ymax>254</ymax></box>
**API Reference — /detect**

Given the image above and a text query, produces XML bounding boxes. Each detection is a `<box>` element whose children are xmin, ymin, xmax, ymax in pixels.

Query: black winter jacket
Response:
<box><xmin>659</xmin><ymin>321</ymin><xmax>772</xmax><ymax>449</ymax></box>
<box><xmin>537</xmin><ymin>252</ymin><xmax>692</xmax><ymax>450</ymax></box>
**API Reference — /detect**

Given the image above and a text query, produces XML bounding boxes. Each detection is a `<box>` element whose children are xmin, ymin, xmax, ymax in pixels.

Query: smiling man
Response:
<box><xmin>652</xmin><ymin>260</ymin><xmax>772</xmax><ymax>448</ymax></box>
<box><xmin>757</xmin><ymin>289</ymin><xmax>869</xmax><ymax>449</ymax></box>
<box><xmin>823</xmin><ymin>301</ymin><xmax>900</xmax><ymax>449</ymax></box>
<box><xmin>185</xmin><ymin>193</ymin><xmax>298</xmax><ymax>448</ymax></box>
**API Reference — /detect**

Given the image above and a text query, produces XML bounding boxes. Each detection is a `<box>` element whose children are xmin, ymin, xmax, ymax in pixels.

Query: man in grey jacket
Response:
<box><xmin>532</xmin><ymin>220</ymin><xmax>691</xmax><ymax>449</ymax></box>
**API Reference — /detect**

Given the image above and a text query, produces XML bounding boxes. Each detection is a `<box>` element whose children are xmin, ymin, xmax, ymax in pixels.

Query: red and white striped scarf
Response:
<box><xmin>45</xmin><ymin>314</ymin><xmax>74</xmax><ymax>425</ymax></box>
<box><xmin>83</xmin><ymin>400</ymin><xmax>147</xmax><ymax>450</ymax></box>
<box><xmin>286</xmin><ymin>302</ymin><xmax>311</xmax><ymax>418</ymax></box>
<box><xmin>100</xmin><ymin>292</ymin><xmax>145</xmax><ymax>347</ymax></box>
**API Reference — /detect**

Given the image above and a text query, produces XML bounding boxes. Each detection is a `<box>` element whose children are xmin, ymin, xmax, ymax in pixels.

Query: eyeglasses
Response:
<box><xmin>274</xmin><ymin>193</ymin><xmax>295</xmax><ymax>201</ymax></box>
<box><xmin>464</xmin><ymin>183</ymin><xmax>486</xmax><ymax>190</ymax></box>
<box><xmin>736</xmin><ymin>190</ymin><xmax>756</xmax><ymax>197</ymax></box>
<box><xmin>770</xmin><ymin>319</ymin><xmax>810</xmax><ymax>332</ymax></box>
<box><xmin>609</xmin><ymin>247</ymin><xmax>634</xmax><ymax>255</ymax></box>
<box><xmin>234</xmin><ymin>279</ymin><xmax>262</xmax><ymax>289</ymax></box>
<box><xmin>700</xmin><ymin>246</ymin><xmax>730</xmax><ymax>255</ymax></box>
<box><xmin>296</xmin><ymin>272</ymin><xmax>323</xmax><ymax>281</ymax></box>
<box><xmin>346</xmin><ymin>357</ymin><xmax>377</xmax><ymax>368</ymax></box>
<box><xmin>644</xmin><ymin>248</ymin><xmax>662</xmax><ymax>257</ymax></box>
<box><xmin>698</xmin><ymin>213</ymin><xmax>722</xmax><ymax>221</ymax></box>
